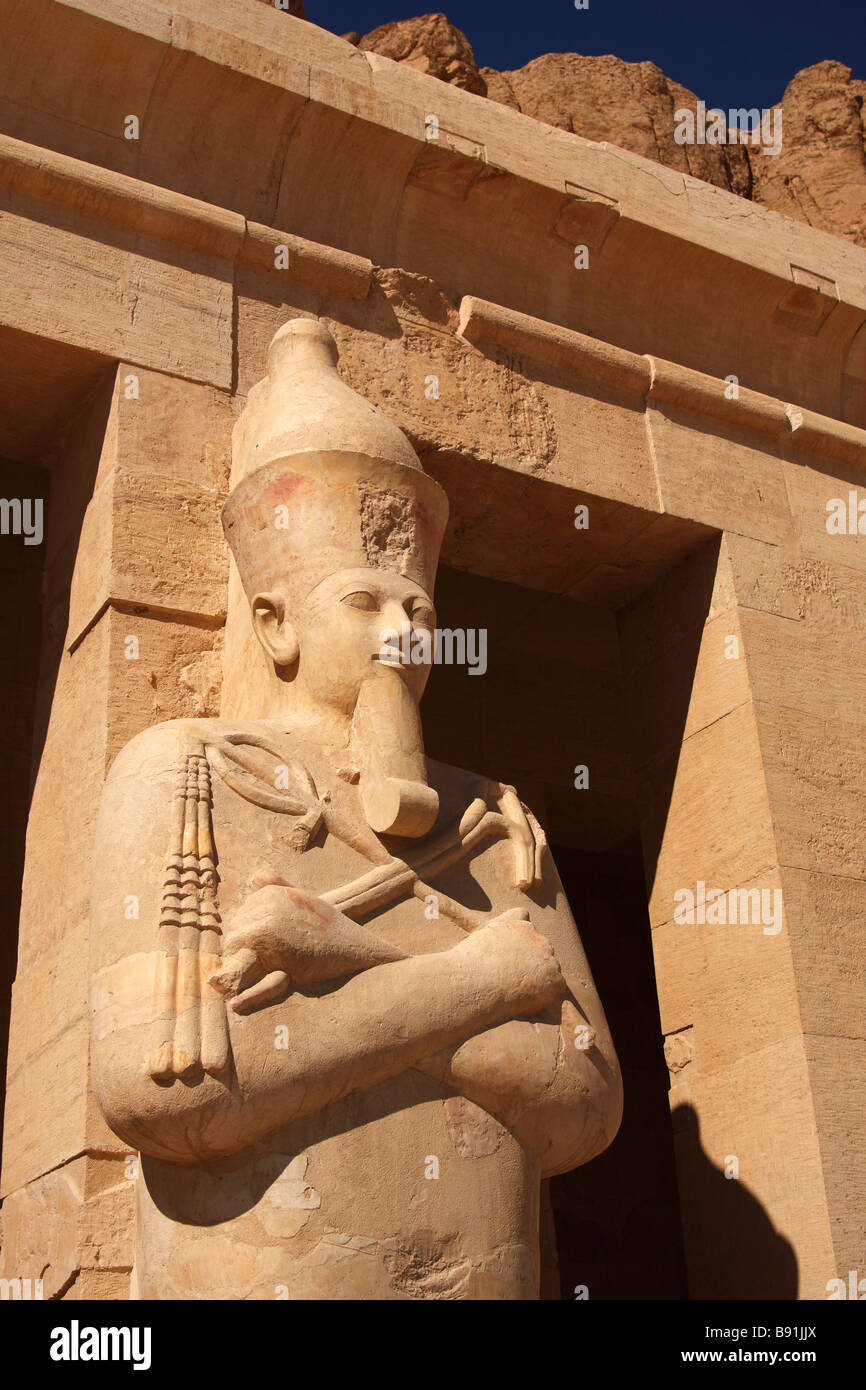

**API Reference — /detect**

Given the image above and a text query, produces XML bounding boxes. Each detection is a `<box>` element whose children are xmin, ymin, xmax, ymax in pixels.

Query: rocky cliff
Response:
<box><xmin>346</xmin><ymin>13</ymin><xmax>865</xmax><ymax>248</ymax></box>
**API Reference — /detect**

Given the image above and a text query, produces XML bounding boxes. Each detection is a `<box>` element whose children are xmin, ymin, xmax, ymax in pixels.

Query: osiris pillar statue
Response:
<box><xmin>89</xmin><ymin>318</ymin><xmax>622</xmax><ymax>1300</ymax></box>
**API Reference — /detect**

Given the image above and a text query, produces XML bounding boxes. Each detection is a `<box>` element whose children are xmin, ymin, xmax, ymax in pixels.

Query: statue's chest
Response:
<box><xmin>208</xmin><ymin>770</ymin><xmax>478</xmax><ymax>955</ymax></box>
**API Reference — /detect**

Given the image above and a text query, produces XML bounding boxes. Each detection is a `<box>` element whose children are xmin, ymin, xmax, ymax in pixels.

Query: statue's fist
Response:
<box><xmin>482</xmin><ymin>910</ymin><xmax>566</xmax><ymax>1011</ymax></box>
<box><xmin>209</xmin><ymin>882</ymin><xmax>406</xmax><ymax>1014</ymax></box>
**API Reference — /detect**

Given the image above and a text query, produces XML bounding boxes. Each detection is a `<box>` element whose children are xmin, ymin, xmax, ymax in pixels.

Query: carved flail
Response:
<box><xmin>146</xmin><ymin>732</ymin><xmax>547</xmax><ymax>1056</ymax></box>
<box><xmin>148</xmin><ymin>737</ymin><xmax>229</xmax><ymax>1082</ymax></box>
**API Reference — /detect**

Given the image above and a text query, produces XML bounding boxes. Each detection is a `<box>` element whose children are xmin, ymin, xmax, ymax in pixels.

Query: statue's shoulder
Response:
<box><xmin>106</xmin><ymin>717</ymin><xmax>256</xmax><ymax>783</ymax></box>
<box><xmin>425</xmin><ymin>756</ymin><xmax>547</xmax><ymax>888</ymax></box>
<box><xmin>425</xmin><ymin>756</ymin><xmax>539</xmax><ymax>820</ymax></box>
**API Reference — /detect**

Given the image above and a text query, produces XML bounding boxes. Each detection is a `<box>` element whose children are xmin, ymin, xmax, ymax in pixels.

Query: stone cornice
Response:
<box><xmin>44</xmin><ymin>0</ymin><xmax>864</xmax><ymax>302</ymax></box>
<box><xmin>458</xmin><ymin>296</ymin><xmax>866</xmax><ymax>469</ymax></box>
<box><xmin>2</xmin><ymin>0</ymin><xmax>861</xmax><ymax>426</ymax></box>
<box><xmin>0</xmin><ymin>134</ymin><xmax>373</xmax><ymax>299</ymax></box>
<box><xmin>3</xmin><ymin>117</ymin><xmax>864</xmax><ymax>470</ymax></box>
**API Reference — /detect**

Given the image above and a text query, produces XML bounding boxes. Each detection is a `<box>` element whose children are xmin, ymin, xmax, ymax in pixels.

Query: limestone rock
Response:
<box><xmin>748</xmin><ymin>61</ymin><xmax>866</xmax><ymax>247</ymax></box>
<box><xmin>351</xmin><ymin>15</ymin><xmax>864</xmax><ymax>244</ymax></box>
<box><xmin>483</xmin><ymin>53</ymin><xmax>752</xmax><ymax>197</ymax></box>
<box><xmin>358</xmin><ymin>13</ymin><xmax>488</xmax><ymax>96</ymax></box>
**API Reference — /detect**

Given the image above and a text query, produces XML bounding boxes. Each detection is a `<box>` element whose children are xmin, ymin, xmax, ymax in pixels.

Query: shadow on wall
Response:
<box><xmin>672</xmin><ymin>1102</ymin><xmax>798</xmax><ymax>1299</ymax></box>
<box><xmin>619</xmin><ymin>535</ymin><xmax>722</xmax><ymax>906</ymax></box>
<box><xmin>549</xmin><ymin>843</ymin><xmax>688</xmax><ymax>1300</ymax></box>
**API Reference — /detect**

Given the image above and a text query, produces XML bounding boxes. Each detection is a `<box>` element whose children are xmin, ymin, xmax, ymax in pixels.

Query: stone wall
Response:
<box><xmin>356</xmin><ymin>14</ymin><xmax>866</xmax><ymax>249</ymax></box>
<box><xmin>0</xmin><ymin>0</ymin><xmax>863</xmax><ymax>1300</ymax></box>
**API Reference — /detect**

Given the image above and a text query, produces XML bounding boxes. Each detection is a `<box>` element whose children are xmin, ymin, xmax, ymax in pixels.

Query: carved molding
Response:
<box><xmin>459</xmin><ymin>294</ymin><xmax>866</xmax><ymax>469</ymax></box>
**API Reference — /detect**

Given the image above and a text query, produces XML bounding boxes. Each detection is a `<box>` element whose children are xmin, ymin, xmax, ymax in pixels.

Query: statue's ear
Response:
<box><xmin>251</xmin><ymin>592</ymin><xmax>299</xmax><ymax>668</ymax></box>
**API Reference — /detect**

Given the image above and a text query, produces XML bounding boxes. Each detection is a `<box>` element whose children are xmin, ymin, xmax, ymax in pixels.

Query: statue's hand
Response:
<box><xmin>209</xmin><ymin>883</ymin><xmax>406</xmax><ymax>1015</ymax></box>
<box><xmin>481</xmin><ymin>909</ymin><xmax>566</xmax><ymax>1011</ymax></box>
<box><xmin>419</xmin><ymin>911</ymin><xmax>566</xmax><ymax>1123</ymax></box>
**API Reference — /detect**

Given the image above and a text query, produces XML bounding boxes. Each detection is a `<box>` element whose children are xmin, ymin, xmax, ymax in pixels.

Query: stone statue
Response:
<box><xmin>89</xmin><ymin>319</ymin><xmax>622</xmax><ymax>1300</ymax></box>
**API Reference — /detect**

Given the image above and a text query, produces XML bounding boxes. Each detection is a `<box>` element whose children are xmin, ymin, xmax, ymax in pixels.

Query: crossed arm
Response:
<box><xmin>91</xmin><ymin>891</ymin><xmax>566</xmax><ymax>1163</ymax></box>
<box><xmin>211</xmin><ymin>881</ymin><xmax>622</xmax><ymax>1176</ymax></box>
<box><xmin>90</xmin><ymin>728</ymin><xmax>622</xmax><ymax>1174</ymax></box>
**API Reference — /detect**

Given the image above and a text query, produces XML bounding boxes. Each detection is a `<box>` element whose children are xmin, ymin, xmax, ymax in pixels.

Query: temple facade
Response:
<box><xmin>0</xmin><ymin>0</ymin><xmax>864</xmax><ymax>1300</ymax></box>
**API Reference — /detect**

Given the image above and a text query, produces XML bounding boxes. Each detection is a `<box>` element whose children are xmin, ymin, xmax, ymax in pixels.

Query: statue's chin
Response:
<box><xmin>352</xmin><ymin>670</ymin><xmax>439</xmax><ymax>838</ymax></box>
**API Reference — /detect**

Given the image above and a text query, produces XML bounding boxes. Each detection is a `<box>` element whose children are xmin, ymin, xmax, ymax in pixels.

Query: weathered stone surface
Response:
<box><xmin>1</xmin><ymin>0</ymin><xmax>863</xmax><ymax>1309</ymax></box>
<box><xmin>67</xmin><ymin>364</ymin><xmax>232</xmax><ymax>644</ymax></box>
<box><xmin>749</xmin><ymin>61</ymin><xmax>866</xmax><ymax>248</ymax></box>
<box><xmin>359</xmin><ymin>13</ymin><xmax>488</xmax><ymax>96</ymax></box>
<box><xmin>89</xmin><ymin>320</ymin><xmax>623</xmax><ymax>1299</ymax></box>
<box><xmin>333</xmin><ymin>276</ymin><xmax>558</xmax><ymax>475</ymax></box>
<box><xmin>674</xmin><ymin>1037</ymin><xmax>834</xmax><ymax>1299</ymax></box>
<box><xmin>620</xmin><ymin>536</ymin><xmax>844</xmax><ymax>1298</ymax></box>
<box><xmin>0</xmin><ymin>1155</ymin><xmax>134</xmax><ymax>1300</ymax></box>
<box><xmin>360</xmin><ymin>15</ymin><xmax>864</xmax><ymax>247</ymax></box>
<box><xmin>0</xmin><ymin>195</ymin><xmax>233</xmax><ymax>387</ymax></box>
<box><xmin>484</xmin><ymin>53</ymin><xmax>752</xmax><ymax>197</ymax></box>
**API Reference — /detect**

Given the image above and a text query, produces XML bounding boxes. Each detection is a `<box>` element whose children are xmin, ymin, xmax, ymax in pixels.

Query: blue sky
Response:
<box><xmin>309</xmin><ymin>0</ymin><xmax>865</xmax><ymax>110</ymax></box>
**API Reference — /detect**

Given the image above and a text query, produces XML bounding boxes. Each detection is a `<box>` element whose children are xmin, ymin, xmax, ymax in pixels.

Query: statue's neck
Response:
<box><xmin>267</xmin><ymin>693</ymin><xmax>353</xmax><ymax>753</ymax></box>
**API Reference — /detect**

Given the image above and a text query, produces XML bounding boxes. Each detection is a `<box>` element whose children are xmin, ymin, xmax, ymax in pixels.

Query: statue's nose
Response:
<box><xmin>379</xmin><ymin>599</ymin><xmax>411</xmax><ymax>640</ymax></box>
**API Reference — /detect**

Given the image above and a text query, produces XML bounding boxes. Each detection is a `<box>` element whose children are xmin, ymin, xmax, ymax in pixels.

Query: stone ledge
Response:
<box><xmin>0</xmin><ymin>134</ymin><xmax>373</xmax><ymax>300</ymax></box>
<box><xmin>5</xmin><ymin>5</ymin><xmax>866</xmax><ymax>420</ymax></box>
<box><xmin>53</xmin><ymin>0</ymin><xmax>866</xmax><ymax>303</ymax></box>
<box><xmin>458</xmin><ymin>295</ymin><xmax>866</xmax><ymax>470</ymax></box>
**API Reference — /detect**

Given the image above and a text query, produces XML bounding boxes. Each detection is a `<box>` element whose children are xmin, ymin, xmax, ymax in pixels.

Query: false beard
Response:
<box><xmin>350</xmin><ymin>665</ymin><xmax>439</xmax><ymax>838</ymax></box>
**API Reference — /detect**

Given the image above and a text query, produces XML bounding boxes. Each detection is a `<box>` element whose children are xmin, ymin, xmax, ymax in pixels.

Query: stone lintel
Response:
<box><xmin>47</xmin><ymin>0</ymin><xmax>866</xmax><ymax>306</ymax></box>
<box><xmin>0</xmin><ymin>134</ymin><xmax>373</xmax><ymax>300</ymax></box>
<box><xmin>459</xmin><ymin>295</ymin><xmax>866</xmax><ymax>470</ymax></box>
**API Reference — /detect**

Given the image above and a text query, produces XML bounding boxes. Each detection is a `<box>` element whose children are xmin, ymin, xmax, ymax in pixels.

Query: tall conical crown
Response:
<box><xmin>222</xmin><ymin>319</ymin><xmax>448</xmax><ymax>604</ymax></box>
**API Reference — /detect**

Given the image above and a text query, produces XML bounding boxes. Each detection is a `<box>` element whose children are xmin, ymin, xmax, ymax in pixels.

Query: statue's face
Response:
<box><xmin>251</xmin><ymin>561</ymin><xmax>441</xmax><ymax>833</ymax></box>
<box><xmin>296</xmin><ymin>567</ymin><xmax>436</xmax><ymax>715</ymax></box>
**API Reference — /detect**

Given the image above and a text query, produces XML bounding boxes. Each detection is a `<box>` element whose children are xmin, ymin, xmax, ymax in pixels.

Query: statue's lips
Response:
<box><xmin>370</xmin><ymin>653</ymin><xmax>428</xmax><ymax>674</ymax></box>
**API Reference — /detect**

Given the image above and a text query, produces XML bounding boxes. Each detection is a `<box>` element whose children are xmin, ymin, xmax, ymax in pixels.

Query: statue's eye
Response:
<box><xmin>341</xmin><ymin>590</ymin><xmax>378</xmax><ymax>612</ymax></box>
<box><xmin>411</xmin><ymin>604</ymin><xmax>436</xmax><ymax>629</ymax></box>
